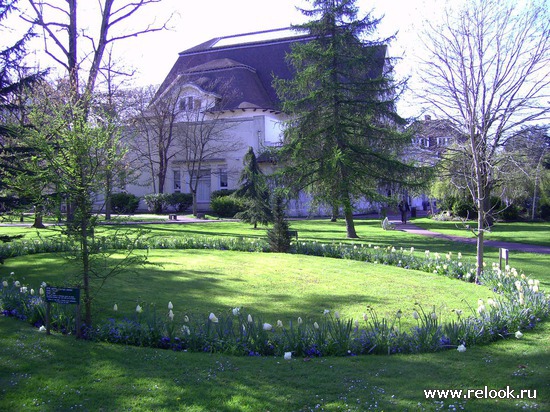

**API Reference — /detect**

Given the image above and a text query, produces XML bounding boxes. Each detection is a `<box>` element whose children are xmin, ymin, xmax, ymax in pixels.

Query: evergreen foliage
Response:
<box><xmin>267</xmin><ymin>192</ymin><xmax>291</xmax><ymax>253</ymax></box>
<box><xmin>274</xmin><ymin>0</ymin><xmax>430</xmax><ymax>238</ymax></box>
<box><xmin>234</xmin><ymin>147</ymin><xmax>272</xmax><ymax>228</ymax></box>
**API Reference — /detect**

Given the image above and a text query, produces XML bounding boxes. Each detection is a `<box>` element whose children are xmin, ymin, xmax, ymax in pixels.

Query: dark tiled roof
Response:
<box><xmin>157</xmin><ymin>28</ymin><xmax>386</xmax><ymax>111</ymax></box>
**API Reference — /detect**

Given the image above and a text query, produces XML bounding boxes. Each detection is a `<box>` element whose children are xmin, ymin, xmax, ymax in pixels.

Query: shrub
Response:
<box><xmin>211</xmin><ymin>189</ymin><xmax>236</xmax><ymax>200</ymax></box>
<box><xmin>143</xmin><ymin>193</ymin><xmax>169</xmax><ymax>214</ymax></box>
<box><xmin>210</xmin><ymin>196</ymin><xmax>244</xmax><ymax>218</ymax></box>
<box><xmin>452</xmin><ymin>199</ymin><xmax>477</xmax><ymax>219</ymax></box>
<box><xmin>110</xmin><ymin>192</ymin><xmax>140</xmax><ymax>214</ymax></box>
<box><xmin>166</xmin><ymin>193</ymin><xmax>193</xmax><ymax>213</ymax></box>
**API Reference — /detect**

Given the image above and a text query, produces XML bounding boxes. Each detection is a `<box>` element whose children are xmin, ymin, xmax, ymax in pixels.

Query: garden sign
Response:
<box><xmin>44</xmin><ymin>286</ymin><xmax>82</xmax><ymax>338</ymax></box>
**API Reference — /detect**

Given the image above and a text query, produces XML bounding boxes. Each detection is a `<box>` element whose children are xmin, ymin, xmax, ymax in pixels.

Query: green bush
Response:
<box><xmin>211</xmin><ymin>189</ymin><xmax>236</xmax><ymax>199</ymax></box>
<box><xmin>110</xmin><ymin>192</ymin><xmax>140</xmax><ymax>214</ymax></box>
<box><xmin>167</xmin><ymin>193</ymin><xmax>193</xmax><ymax>213</ymax></box>
<box><xmin>452</xmin><ymin>199</ymin><xmax>476</xmax><ymax>219</ymax></box>
<box><xmin>143</xmin><ymin>193</ymin><xmax>169</xmax><ymax>214</ymax></box>
<box><xmin>210</xmin><ymin>196</ymin><xmax>244</xmax><ymax>218</ymax></box>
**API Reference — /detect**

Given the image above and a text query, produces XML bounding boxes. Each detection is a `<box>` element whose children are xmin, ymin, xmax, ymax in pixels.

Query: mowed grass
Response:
<box><xmin>1</xmin><ymin>316</ymin><xmax>548</xmax><ymax>411</ymax></box>
<box><xmin>2</xmin><ymin>250</ymin><xmax>482</xmax><ymax>329</ymax></box>
<box><xmin>412</xmin><ymin>218</ymin><xmax>550</xmax><ymax>248</ymax></box>
<box><xmin>1</xmin><ymin>217</ymin><xmax>549</xmax><ymax>411</ymax></box>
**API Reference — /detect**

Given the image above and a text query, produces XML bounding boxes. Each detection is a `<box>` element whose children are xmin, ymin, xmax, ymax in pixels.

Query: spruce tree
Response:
<box><xmin>234</xmin><ymin>147</ymin><xmax>272</xmax><ymax>228</ymax></box>
<box><xmin>275</xmin><ymin>0</ymin><xmax>430</xmax><ymax>238</ymax></box>
<box><xmin>267</xmin><ymin>191</ymin><xmax>291</xmax><ymax>253</ymax></box>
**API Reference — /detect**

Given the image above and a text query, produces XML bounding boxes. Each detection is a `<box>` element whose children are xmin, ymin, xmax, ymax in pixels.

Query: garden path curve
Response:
<box><xmin>391</xmin><ymin>219</ymin><xmax>550</xmax><ymax>255</ymax></box>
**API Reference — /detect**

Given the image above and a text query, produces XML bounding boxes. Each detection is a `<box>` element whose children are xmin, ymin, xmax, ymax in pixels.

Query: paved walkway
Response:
<box><xmin>388</xmin><ymin>218</ymin><xmax>550</xmax><ymax>255</ymax></box>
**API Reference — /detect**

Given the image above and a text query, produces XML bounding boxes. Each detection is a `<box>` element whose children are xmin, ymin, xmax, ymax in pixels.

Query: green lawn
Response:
<box><xmin>412</xmin><ymin>218</ymin><xmax>550</xmax><ymax>248</ymax></box>
<box><xmin>3</xmin><ymin>250</ymin><xmax>483</xmax><ymax>330</ymax></box>
<box><xmin>1</xmin><ymin>316</ymin><xmax>548</xmax><ymax>411</ymax></box>
<box><xmin>1</xmin><ymin>217</ymin><xmax>549</xmax><ymax>411</ymax></box>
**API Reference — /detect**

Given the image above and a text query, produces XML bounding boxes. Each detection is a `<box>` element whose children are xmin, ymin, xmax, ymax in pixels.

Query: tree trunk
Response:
<box><xmin>330</xmin><ymin>204</ymin><xmax>339</xmax><ymax>222</ymax></box>
<box><xmin>105</xmin><ymin>174</ymin><xmax>112</xmax><ymax>220</ymax></box>
<box><xmin>192</xmin><ymin>191</ymin><xmax>198</xmax><ymax>216</ymax></box>
<box><xmin>32</xmin><ymin>206</ymin><xmax>46</xmax><ymax>229</ymax></box>
<box><xmin>343</xmin><ymin>199</ymin><xmax>358</xmax><ymax>238</ymax></box>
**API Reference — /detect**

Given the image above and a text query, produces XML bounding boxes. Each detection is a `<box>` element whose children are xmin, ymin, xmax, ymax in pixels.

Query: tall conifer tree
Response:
<box><xmin>275</xmin><ymin>0</ymin><xmax>428</xmax><ymax>238</ymax></box>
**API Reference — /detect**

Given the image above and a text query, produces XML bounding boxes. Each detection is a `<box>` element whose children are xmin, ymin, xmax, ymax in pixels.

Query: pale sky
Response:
<box><xmin>6</xmin><ymin>0</ymin><xmax>448</xmax><ymax>115</ymax></box>
<box><xmin>108</xmin><ymin>0</ymin><xmax>442</xmax><ymax>88</ymax></box>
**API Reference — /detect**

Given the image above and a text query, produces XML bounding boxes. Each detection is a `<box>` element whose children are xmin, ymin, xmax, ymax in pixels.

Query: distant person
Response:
<box><xmin>398</xmin><ymin>199</ymin><xmax>410</xmax><ymax>223</ymax></box>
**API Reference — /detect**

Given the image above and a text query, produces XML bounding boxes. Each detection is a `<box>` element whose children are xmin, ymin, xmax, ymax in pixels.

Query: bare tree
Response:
<box><xmin>417</xmin><ymin>0</ymin><xmax>550</xmax><ymax>280</ymax></box>
<box><xmin>129</xmin><ymin>84</ymin><xmax>182</xmax><ymax>194</ymax></box>
<box><xmin>24</xmin><ymin>0</ymin><xmax>169</xmax><ymax>103</ymax></box>
<box><xmin>175</xmin><ymin>81</ymin><xmax>243</xmax><ymax>216</ymax></box>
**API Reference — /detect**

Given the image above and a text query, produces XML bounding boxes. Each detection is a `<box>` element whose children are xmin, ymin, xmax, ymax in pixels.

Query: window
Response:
<box><xmin>173</xmin><ymin>170</ymin><xmax>181</xmax><ymax>192</ymax></box>
<box><xmin>219</xmin><ymin>168</ymin><xmax>228</xmax><ymax>189</ymax></box>
<box><xmin>179</xmin><ymin>96</ymin><xmax>201</xmax><ymax>111</ymax></box>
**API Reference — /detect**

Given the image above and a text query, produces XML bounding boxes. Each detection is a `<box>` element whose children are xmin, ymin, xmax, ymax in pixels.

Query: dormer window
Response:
<box><xmin>179</xmin><ymin>96</ymin><xmax>201</xmax><ymax>111</ymax></box>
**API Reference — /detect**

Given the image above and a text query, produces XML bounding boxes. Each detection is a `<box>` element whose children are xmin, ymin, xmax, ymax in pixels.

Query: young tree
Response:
<box><xmin>19</xmin><ymin>0</ymin><xmax>169</xmax><ymax>326</ymax></box>
<box><xmin>275</xmin><ymin>0</ymin><xmax>427</xmax><ymax>238</ymax></box>
<box><xmin>417</xmin><ymin>0</ymin><xmax>550</xmax><ymax>280</ymax></box>
<box><xmin>234</xmin><ymin>147</ymin><xmax>271</xmax><ymax>229</ymax></box>
<box><xmin>267</xmin><ymin>191</ymin><xmax>291</xmax><ymax>253</ymax></box>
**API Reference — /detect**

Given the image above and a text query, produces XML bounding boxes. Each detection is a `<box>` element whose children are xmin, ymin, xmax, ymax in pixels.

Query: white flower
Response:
<box><xmin>263</xmin><ymin>323</ymin><xmax>272</xmax><ymax>331</ymax></box>
<box><xmin>30</xmin><ymin>289</ymin><xmax>35</xmax><ymax>295</ymax></box>
<box><xmin>14</xmin><ymin>281</ymin><xmax>20</xmax><ymax>287</ymax></box>
<box><xmin>184</xmin><ymin>315</ymin><xmax>189</xmax><ymax>323</ymax></box>
<box><xmin>40</xmin><ymin>281</ymin><xmax>47</xmax><ymax>288</ymax></box>
<box><xmin>232</xmin><ymin>307</ymin><xmax>240</xmax><ymax>316</ymax></box>
<box><xmin>412</xmin><ymin>311</ymin><xmax>419</xmax><ymax>320</ymax></box>
<box><xmin>430</xmin><ymin>312</ymin><xmax>437</xmax><ymax>320</ymax></box>
<box><xmin>277</xmin><ymin>320</ymin><xmax>283</xmax><ymax>328</ymax></box>
<box><xmin>477</xmin><ymin>304</ymin><xmax>486</xmax><ymax>315</ymax></box>
<box><xmin>455</xmin><ymin>309</ymin><xmax>463</xmax><ymax>317</ymax></box>
<box><xmin>297</xmin><ymin>317</ymin><xmax>303</xmax><ymax>325</ymax></box>
<box><xmin>354</xmin><ymin>320</ymin><xmax>360</xmax><ymax>328</ymax></box>
<box><xmin>39</xmin><ymin>288</ymin><xmax>44</xmax><ymax>296</ymax></box>
<box><xmin>182</xmin><ymin>325</ymin><xmax>190</xmax><ymax>335</ymax></box>
<box><xmin>136</xmin><ymin>305</ymin><xmax>143</xmax><ymax>313</ymax></box>
<box><xmin>313</xmin><ymin>322</ymin><xmax>319</xmax><ymax>330</ymax></box>
<box><xmin>168</xmin><ymin>310</ymin><xmax>174</xmax><ymax>321</ymax></box>
<box><xmin>410</xmin><ymin>247</ymin><xmax>414</xmax><ymax>253</ymax></box>
<box><xmin>247</xmin><ymin>314</ymin><xmax>253</xmax><ymax>323</ymax></box>
<box><xmin>10</xmin><ymin>272</ymin><xmax>14</xmax><ymax>275</ymax></box>
<box><xmin>38</xmin><ymin>325</ymin><xmax>47</xmax><ymax>333</ymax></box>
<box><xmin>209</xmin><ymin>313</ymin><xmax>218</xmax><ymax>323</ymax></box>
<box><xmin>334</xmin><ymin>311</ymin><xmax>340</xmax><ymax>319</ymax></box>
<box><xmin>113</xmin><ymin>304</ymin><xmax>118</xmax><ymax>311</ymax></box>
<box><xmin>2</xmin><ymin>280</ymin><xmax>7</xmax><ymax>287</ymax></box>
<box><xmin>515</xmin><ymin>331</ymin><xmax>523</xmax><ymax>339</ymax></box>
<box><xmin>168</xmin><ymin>301</ymin><xmax>173</xmax><ymax>310</ymax></box>
<box><xmin>323</xmin><ymin>309</ymin><xmax>330</xmax><ymax>316</ymax></box>
<box><xmin>284</xmin><ymin>352</ymin><xmax>292</xmax><ymax>360</ymax></box>
<box><xmin>457</xmin><ymin>252</ymin><xmax>462</xmax><ymax>260</ymax></box>
<box><xmin>362</xmin><ymin>313</ymin><xmax>368</xmax><ymax>321</ymax></box>
<box><xmin>457</xmin><ymin>344</ymin><xmax>466</xmax><ymax>352</ymax></box>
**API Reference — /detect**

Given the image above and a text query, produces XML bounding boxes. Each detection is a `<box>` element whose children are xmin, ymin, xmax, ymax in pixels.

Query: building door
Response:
<box><xmin>196</xmin><ymin>170</ymin><xmax>211</xmax><ymax>203</ymax></box>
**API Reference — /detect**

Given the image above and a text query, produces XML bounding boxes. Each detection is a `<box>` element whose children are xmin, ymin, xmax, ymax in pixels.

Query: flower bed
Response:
<box><xmin>1</xmin><ymin>236</ymin><xmax>548</xmax><ymax>357</ymax></box>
